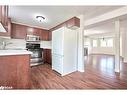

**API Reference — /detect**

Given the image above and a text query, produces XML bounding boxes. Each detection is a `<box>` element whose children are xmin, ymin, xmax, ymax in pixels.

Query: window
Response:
<box><xmin>92</xmin><ymin>39</ymin><xmax>97</xmax><ymax>47</ymax></box>
<box><xmin>100</xmin><ymin>39</ymin><xmax>106</xmax><ymax>47</ymax></box>
<box><xmin>100</xmin><ymin>38</ymin><xmax>113</xmax><ymax>47</ymax></box>
<box><xmin>84</xmin><ymin>38</ymin><xmax>90</xmax><ymax>47</ymax></box>
<box><xmin>107</xmin><ymin>38</ymin><xmax>113</xmax><ymax>47</ymax></box>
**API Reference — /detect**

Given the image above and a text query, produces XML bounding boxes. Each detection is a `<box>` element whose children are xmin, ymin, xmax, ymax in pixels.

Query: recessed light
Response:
<box><xmin>36</xmin><ymin>16</ymin><xmax>45</xmax><ymax>22</ymax></box>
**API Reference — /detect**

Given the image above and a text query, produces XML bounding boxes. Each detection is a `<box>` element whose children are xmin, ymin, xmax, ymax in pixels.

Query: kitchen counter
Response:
<box><xmin>0</xmin><ymin>50</ymin><xmax>32</xmax><ymax>56</ymax></box>
<box><xmin>0</xmin><ymin>50</ymin><xmax>31</xmax><ymax>89</ymax></box>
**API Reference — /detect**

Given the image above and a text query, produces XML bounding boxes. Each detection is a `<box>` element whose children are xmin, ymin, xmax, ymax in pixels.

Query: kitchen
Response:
<box><xmin>0</xmin><ymin>6</ymin><xmax>81</xmax><ymax>89</ymax></box>
<box><xmin>0</xmin><ymin>6</ymin><xmax>52</xmax><ymax>89</ymax></box>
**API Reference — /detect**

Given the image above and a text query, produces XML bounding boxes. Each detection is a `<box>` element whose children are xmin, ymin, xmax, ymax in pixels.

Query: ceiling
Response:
<box><xmin>84</xmin><ymin>18</ymin><xmax>127</xmax><ymax>37</ymax></box>
<box><xmin>9</xmin><ymin>6</ymin><xmax>123</xmax><ymax>30</ymax></box>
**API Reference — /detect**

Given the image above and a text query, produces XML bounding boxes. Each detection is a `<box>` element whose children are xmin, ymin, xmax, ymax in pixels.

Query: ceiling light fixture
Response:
<box><xmin>36</xmin><ymin>16</ymin><xmax>45</xmax><ymax>22</ymax></box>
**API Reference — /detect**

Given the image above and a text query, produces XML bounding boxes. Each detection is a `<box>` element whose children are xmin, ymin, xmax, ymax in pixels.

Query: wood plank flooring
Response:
<box><xmin>30</xmin><ymin>54</ymin><xmax>127</xmax><ymax>89</ymax></box>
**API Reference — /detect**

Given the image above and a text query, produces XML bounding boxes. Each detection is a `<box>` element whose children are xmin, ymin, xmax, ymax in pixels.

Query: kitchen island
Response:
<box><xmin>0</xmin><ymin>50</ymin><xmax>32</xmax><ymax>89</ymax></box>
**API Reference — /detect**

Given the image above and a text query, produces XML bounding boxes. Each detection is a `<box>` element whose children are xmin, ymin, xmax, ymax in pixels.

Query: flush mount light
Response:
<box><xmin>36</xmin><ymin>16</ymin><xmax>45</xmax><ymax>22</ymax></box>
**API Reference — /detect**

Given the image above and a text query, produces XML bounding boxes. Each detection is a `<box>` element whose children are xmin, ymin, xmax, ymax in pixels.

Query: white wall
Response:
<box><xmin>77</xmin><ymin>15</ymin><xmax>85</xmax><ymax>72</ymax></box>
<box><xmin>90</xmin><ymin>47</ymin><xmax>115</xmax><ymax>55</ymax></box>
<box><xmin>40</xmin><ymin>41</ymin><xmax>51</xmax><ymax>49</ymax></box>
<box><xmin>84</xmin><ymin>33</ymin><xmax>116</xmax><ymax>56</ymax></box>
<box><xmin>120</xmin><ymin>28</ymin><xmax>127</xmax><ymax>62</ymax></box>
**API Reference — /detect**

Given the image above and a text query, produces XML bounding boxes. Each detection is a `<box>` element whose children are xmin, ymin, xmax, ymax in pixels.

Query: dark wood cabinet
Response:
<box><xmin>0</xmin><ymin>18</ymin><xmax>11</xmax><ymax>37</ymax></box>
<box><xmin>32</xmin><ymin>28</ymin><xmax>41</xmax><ymax>36</ymax></box>
<box><xmin>43</xmin><ymin>49</ymin><xmax>52</xmax><ymax>64</ymax></box>
<box><xmin>0</xmin><ymin>6</ymin><xmax>8</xmax><ymax>26</ymax></box>
<box><xmin>11</xmin><ymin>23</ymin><xmax>27</xmax><ymax>39</ymax></box>
<box><xmin>48</xmin><ymin>31</ymin><xmax>52</xmax><ymax>40</ymax></box>
<box><xmin>0</xmin><ymin>55</ymin><xmax>30</xmax><ymax>89</ymax></box>
<box><xmin>16</xmin><ymin>55</ymin><xmax>30</xmax><ymax>88</ymax></box>
<box><xmin>27</xmin><ymin>27</ymin><xmax>41</xmax><ymax>36</ymax></box>
<box><xmin>50</xmin><ymin>17</ymin><xmax>80</xmax><ymax>31</ymax></box>
<box><xmin>27</xmin><ymin>27</ymin><xmax>50</xmax><ymax>40</ymax></box>
<box><xmin>0</xmin><ymin>6</ymin><xmax>11</xmax><ymax>37</ymax></box>
<box><xmin>11</xmin><ymin>23</ymin><xmax>50</xmax><ymax>40</ymax></box>
<box><xmin>40</xmin><ymin>30</ymin><xmax>50</xmax><ymax>40</ymax></box>
<box><xmin>66</xmin><ymin>17</ymin><xmax>80</xmax><ymax>29</ymax></box>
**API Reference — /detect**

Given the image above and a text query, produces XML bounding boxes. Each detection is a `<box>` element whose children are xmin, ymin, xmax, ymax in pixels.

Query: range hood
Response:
<box><xmin>0</xmin><ymin>22</ymin><xmax>7</xmax><ymax>32</ymax></box>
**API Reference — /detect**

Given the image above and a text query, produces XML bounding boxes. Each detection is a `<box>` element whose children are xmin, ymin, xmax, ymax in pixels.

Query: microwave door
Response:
<box><xmin>26</xmin><ymin>35</ymin><xmax>40</xmax><ymax>42</ymax></box>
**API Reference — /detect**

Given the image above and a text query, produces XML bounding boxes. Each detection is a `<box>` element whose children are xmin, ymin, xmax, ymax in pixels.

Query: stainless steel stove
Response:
<box><xmin>26</xmin><ymin>43</ymin><xmax>43</xmax><ymax>66</ymax></box>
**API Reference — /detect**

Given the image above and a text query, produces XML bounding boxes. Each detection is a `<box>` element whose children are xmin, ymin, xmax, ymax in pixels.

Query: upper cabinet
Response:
<box><xmin>27</xmin><ymin>27</ymin><xmax>50</xmax><ymax>40</ymax></box>
<box><xmin>11</xmin><ymin>23</ymin><xmax>50</xmax><ymax>40</ymax></box>
<box><xmin>11</xmin><ymin>23</ymin><xmax>27</xmax><ymax>39</ymax></box>
<box><xmin>50</xmin><ymin>17</ymin><xmax>80</xmax><ymax>32</ymax></box>
<box><xmin>0</xmin><ymin>6</ymin><xmax>8</xmax><ymax>27</ymax></box>
<box><xmin>48</xmin><ymin>31</ymin><xmax>52</xmax><ymax>41</ymax></box>
<box><xmin>66</xmin><ymin>17</ymin><xmax>80</xmax><ymax>30</ymax></box>
<box><xmin>40</xmin><ymin>29</ymin><xmax>50</xmax><ymax>41</ymax></box>
<box><xmin>0</xmin><ymin>6</ymin><xmax>11</xmax><ymax>37</ymax></box>
<box><xmin>27</xmin><ymin>27</ymin><xmax>41</xmax><ymax>36</ymax></box>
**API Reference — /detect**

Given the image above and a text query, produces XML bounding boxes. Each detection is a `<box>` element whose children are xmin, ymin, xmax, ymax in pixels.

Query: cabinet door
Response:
<box><xmin>43</xmin><ymin>49</ymin><xmax>52</xmax><ymax>64</ymax></box>
<box><xmin>0</xmin><ymin>6</ymin><xmax>11</xmax><ymax>37</ymax></box>
<box><xmin>66</xmin><ymin>17</ymin><xmax>80</xmax><ymax>29</ymax></box>
<box><xmin>27</xmin><ymin>28</ymin><xmax>41</xmax><ymax>36</ymax></box>
<box><xmin>0</xmin><ymin>6</ymin><xmax>8</xmax><ymax>26</ymax></box>
<box><xmin>0</xmin><ymin>55</ymin><xmax>30</xmax><ymax>89</ymax></box>
<box><xmin>0</xmin><ymin>18</ymin><xmax>11</xmax><ymax>37</ymax></box>
<box><xmin>43</xmin><ymin>49</ymin><xmax>47</xmax><ymax>63</ymax></box>
<box><xmin>48</xmin><ymin>31</ymin><xmax>52</xmax><ymax>41</ymax></box>
<box><xmin>16</xmin><ymin>55</ymin><xmax>30</xmax><ymax>89</ymax></box>
<box><xmin>0</xmin><ymin>56</ymin><xmax>17</xmax><ymax>88</ymax></box>
<box><xmin>40</xmin><ymin>30</ymin><xmax>49</xmax><ymax>41</ymax></box>
<box><xmin>11</xmin><ymin>23</ymin><xmax>27</xmax><ymax>39</ymax></box>
<box><xmin>46</xmin><ymin>49</ymin><xmax>52</xmax><ymax>64</ymax></box>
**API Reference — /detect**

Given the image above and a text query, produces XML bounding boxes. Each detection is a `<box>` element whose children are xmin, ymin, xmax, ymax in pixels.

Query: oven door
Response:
<box><xmin>28</xmin><ymin>49</ymin><xmax>42</xmax><ymax>58</ymax></box>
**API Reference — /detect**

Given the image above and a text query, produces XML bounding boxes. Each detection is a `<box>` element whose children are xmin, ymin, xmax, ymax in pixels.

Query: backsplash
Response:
<box><xmin>0</xmin><ymin>37</ymin><xmax>26</xmax><ymax>49</ymax></box>
<box><xmin>0</xmin><ymin>37</ymin><xmax>52</xmax><ymax>50</ymax></box>
<box><xmin>40</xmin><ymin>41</ymin><xmax>51</xmax><ymax>49</ymax></box>
<box><xmin>0</xmin><ymin>37</ymin><xmax>5</xmax><ymax>49</ymax></box>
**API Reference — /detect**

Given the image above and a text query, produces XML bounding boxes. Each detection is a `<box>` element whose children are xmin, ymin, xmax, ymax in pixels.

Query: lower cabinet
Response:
<box><xmin>0</xmin><ymin>55</ymin><xmax>30</xmax><ymax>89</ymax></box>
<box><xmin>43</xmin><ymin>49</ymin><xmax>52</xmax><ymax>64</ymax></box>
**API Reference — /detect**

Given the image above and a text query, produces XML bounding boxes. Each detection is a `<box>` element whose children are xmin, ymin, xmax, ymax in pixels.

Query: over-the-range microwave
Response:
<box><xmin>26</xmin><ymin>35</ymin><xmax>40</xmax><ymax>42</ymax></box>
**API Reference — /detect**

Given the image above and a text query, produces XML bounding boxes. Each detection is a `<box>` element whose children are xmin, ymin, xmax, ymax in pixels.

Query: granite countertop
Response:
<box><xmin>0</xmin><ymin>50</ymin><xmax>32</xmax><ymax>56</ymax></box>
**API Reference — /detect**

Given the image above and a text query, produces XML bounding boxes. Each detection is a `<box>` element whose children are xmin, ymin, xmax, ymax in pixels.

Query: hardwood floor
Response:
<box><xmin>30</xmin><ymin>54</ymin><xmax>127</xmax><ymax>89</ymax></box>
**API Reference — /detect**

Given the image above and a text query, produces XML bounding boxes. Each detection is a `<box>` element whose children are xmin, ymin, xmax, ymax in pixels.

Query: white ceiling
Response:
<box><xmin>9</xmin><ymin>6</ymin><xmax>122</xmax><ymax>30</ymax></box>
<box><xmin>84</xmin><ymin>18</ymin><xmax>127</xmax><ymax>37</ymax></box>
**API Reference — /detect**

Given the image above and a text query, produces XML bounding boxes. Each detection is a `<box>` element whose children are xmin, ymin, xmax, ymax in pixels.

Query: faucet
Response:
<box><xmin>2</xmin><ymin>41</ymin><xmax>6</xmax><ymax>50</ymax></box>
